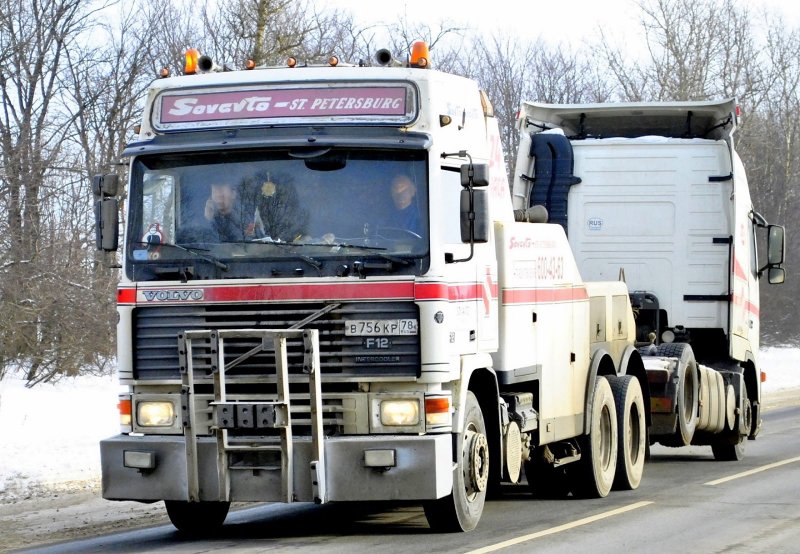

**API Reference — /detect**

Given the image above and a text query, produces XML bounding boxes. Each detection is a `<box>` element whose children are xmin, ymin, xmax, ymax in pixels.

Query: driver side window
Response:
<box><xmin>141</xmin><ymin>172</ymin><xmax>176</xmax><ymax>244</ymax></box>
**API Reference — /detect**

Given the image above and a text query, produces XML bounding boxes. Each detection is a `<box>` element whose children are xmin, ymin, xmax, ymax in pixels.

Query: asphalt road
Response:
<box><xmin>19</xmin><ymin>404</ymin><xmax>800</xmax><ymax>554</ymax></box>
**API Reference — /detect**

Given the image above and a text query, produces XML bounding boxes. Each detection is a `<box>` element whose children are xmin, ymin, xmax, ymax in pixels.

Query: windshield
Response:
<box><xmin>126</xmin><ymin>148</ymin><xmax>429</xmax><ymax>280</ymax></box>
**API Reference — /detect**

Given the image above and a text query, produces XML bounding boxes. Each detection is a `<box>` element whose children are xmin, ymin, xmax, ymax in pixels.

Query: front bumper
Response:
<box><xmin>101</xmin><ymin>433</ymin><xmax>453</xmax><ymax>503</ymax></box>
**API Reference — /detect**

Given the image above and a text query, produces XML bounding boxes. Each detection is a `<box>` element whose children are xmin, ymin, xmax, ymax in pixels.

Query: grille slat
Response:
<box><xmin>133</xmin><ymin>301</ymin><xmax>420</xmax><ymax>380</ymax></box>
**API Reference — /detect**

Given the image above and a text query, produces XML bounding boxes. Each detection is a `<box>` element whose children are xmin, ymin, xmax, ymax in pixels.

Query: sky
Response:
<box><xmin>325</xmin><ymin>0</ymin><xmax>800</xmax><ymax>51</ymax></box>
<box><xmin>335</xmin><ymin>0</ymin><xmax>640</xmax><ymax>42</ymax></box>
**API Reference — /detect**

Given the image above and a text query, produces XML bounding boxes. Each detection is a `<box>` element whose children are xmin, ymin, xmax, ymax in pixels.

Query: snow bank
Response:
<box><xmin>0</xmin><ymin>373</ymin><xmax>120</xmax><ymax>501</ymax></box>
<box><xmin>759</xmin><ymin>346</ymin><xmax>800</xmax><ymax>391</ymax></box>
<box><xmin>1</xmin><ymin>347</ymin><xmax>798</xmax><ymax>501</ymax></box>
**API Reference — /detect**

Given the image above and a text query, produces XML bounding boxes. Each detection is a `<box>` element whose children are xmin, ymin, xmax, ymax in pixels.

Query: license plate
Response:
<box><xmin>345</xmin><ymin>319</ymin><xmax>418</xmax><ymax>336</ymax></box>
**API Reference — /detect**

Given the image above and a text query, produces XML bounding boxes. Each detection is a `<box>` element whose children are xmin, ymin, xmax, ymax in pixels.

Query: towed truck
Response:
<box><xmin>513</xmin><ymin>100</ymin><xmax>786</xmax><ymax>461</ymax></box>
<box><xmin>94</xmin><ymin>44</ymin><xmax>651</xmax><ymax>533</ymax></box>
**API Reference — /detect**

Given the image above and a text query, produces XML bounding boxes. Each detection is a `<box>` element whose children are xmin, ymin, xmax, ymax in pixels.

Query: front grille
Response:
<box><xmin>133</xmin><ymin>302</ymin><xmax>420</xmax><ymax>381</ymax></box>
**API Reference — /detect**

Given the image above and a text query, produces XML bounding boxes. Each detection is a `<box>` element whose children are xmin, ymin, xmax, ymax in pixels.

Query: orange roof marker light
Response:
<box><xmin>287</xmin><ymin>56</ymin><xmax>297</xmax><ymax>68</ymax></box>
<box><xmin>245</xmin><ymin>59</ymin><xmax>256</xmax><ymax>70</ymax></box>
<box><xmin>184</xmin><ymin>47</ymin><xmax>200</xmax><ymax>75</ymax></box>
<box><xmin>410</xmin><ymin>41</ymin><xmax>430</xmax><ymax>68</ymax></box>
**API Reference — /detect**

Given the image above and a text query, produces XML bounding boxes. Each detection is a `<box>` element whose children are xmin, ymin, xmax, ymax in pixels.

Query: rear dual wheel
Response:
<box><xmin>607</xmin><ymin>375</ymin><xmax>646</xmax><ymax>490</ymax></box>
<box><xmin>576</xmin><ymin>376</ymin><xmax>618</xmax><ymax>498</ymax></box>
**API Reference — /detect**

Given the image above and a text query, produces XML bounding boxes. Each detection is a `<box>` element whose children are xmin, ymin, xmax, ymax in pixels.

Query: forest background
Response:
<box><xmin>1</xmin><ymin>0</ymin><xmax>797</xmax><ymax>385</ymax></box>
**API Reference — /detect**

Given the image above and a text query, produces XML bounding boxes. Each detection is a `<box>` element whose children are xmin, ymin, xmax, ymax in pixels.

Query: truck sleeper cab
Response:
<box><xmin>513</xmin><ymin>99</ymin><xmax>786</xmax><ymax>460</ymax></box>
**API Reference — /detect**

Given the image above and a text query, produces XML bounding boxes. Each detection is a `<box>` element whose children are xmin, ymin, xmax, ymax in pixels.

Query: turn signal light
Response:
<box><xmin>118</xmin><ymin>397</ymin><xmax>132</xmax><ymax>428</ymax></box>
<box><xmin>425</xmin><ymin>396</ymin><xmax>451</xmax><ymax>427</ymax></box>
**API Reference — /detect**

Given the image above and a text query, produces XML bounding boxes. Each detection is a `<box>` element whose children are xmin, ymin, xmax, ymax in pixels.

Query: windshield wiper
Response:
<box><xmin>133</xmin><ymin>241</ymin><xmax>228</xmax><ymax>271</ymax></box>
<box><xmin>333</xmin><ymin>243</ymin><xmax>412</xmax><ymax>266</ymax></box>
<box><xmin>247</xmin><ymin>238</ymin><xmax>322</xmax><ymax>271</ymax></box>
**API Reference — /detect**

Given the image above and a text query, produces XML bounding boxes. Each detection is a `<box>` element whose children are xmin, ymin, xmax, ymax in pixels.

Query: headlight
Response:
<box><xmin>137</xmin><ymin>401</ymin><xmax>175</xmax><ymax>427</ymax></box>
<box><xmin>380</xmin><ymin>399</ymin><xmax>420</xmax><ymax>426</ymax></box>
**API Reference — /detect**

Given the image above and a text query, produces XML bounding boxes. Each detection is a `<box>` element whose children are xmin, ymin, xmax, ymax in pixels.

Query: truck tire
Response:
<box><xmin>164</xmin><ymin>500</ymin><xmax>230</xmax><ymax>535</ymax></box>
<box><xmin>712</xmin><ymin>386</ymin><xmax>750</xmax><ymax>461</ymax></box>
<box><xmin>575</xmin><ymin>376</ymin><xmax>618</xmax><ymax>498</ymax></box>
<box><xmin>424</xmin><ymin>391</ymin><xmax>488</xmax><ymax>532</ymax></box>
<box><xmin>608</xmin><ymin>375</ymin><xmax>646</xmax><ymax>490</ymax></box>
<box><xmin>656</xmin><ymin>343</ymin><xmax>699</xmax><ymax>446</ymax></box>
<box><xmin>697</xmin><ymin>365</ymin><xmax>710</xmax><ymax>431</ymax></box>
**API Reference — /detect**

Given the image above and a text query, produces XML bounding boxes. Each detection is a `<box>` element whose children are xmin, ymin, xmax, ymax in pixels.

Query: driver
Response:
<box><xmin>389</xmin><ymin>175</ymin><xmax>421</xmax><ymax>235</ymax></box>
<box><xmin>204</xmin><ymin>181</ymin><xmax>263</xmax><ymax>241</ymax></box>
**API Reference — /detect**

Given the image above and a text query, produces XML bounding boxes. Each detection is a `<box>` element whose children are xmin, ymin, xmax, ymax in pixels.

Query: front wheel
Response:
<box><xmin>424</xmin><ymin>391</ymin><xmax>489</xmax><ymax>532</ymax></box>
<box><xmin>656</xmin><ymin>343</ymin><xmax>699</xmax><ymax>446</ymax></box>
<box><xmin>164</xmin><ymin>500</ymin><xmax>230</xmax><ymax>535</ymax></box>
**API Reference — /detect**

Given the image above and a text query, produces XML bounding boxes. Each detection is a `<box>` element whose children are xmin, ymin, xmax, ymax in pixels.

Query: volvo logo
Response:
<box><xmin>142</xmin><ymin>289</ymin><xmax>204</xmax><ymax>301</ymax></box>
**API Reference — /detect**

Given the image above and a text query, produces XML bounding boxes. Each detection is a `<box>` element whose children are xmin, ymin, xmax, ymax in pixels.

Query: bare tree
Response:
<box><xmin>0</xmin><ymin>0</ymin><xmax>109</xmax><ymax>382</ymax></box>
<box><xmin>461</xmin><ymin>35</ymin><xmax>611</xmax><ymax>181</ymax></box>
<box><xmin>188</xmin><ymin>0</ymin><xmax>362</xmax><ymax>68</ymax></box>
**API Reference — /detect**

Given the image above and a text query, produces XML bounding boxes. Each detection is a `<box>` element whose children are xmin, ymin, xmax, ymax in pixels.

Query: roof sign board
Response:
<box><xmin>152</xmin><ymin>82</ymin><xmax>417</xmax><ymax>131</ymax></box>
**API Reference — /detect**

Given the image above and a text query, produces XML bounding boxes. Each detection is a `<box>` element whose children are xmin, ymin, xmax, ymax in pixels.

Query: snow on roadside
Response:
<box><xmin>0</xmin><ymin>347</ymin><xmax>798</xmax><ymax>502</ymax></box>
<box><xmin>0</xmin><ymin>373</ymin><xmax>121</xmax><ymax>501</ymax></box>
<box><xmin>759</xmin><ymin>346</ymin><xmax>800</xmax><ymax>391</ymax></box>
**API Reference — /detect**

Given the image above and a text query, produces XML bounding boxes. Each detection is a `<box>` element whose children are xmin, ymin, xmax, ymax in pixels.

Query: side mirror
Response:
<box><xmin>92</xmin><ymin>174</ymin><xmax>120</xmax><ymax>251</ymax></box>
<box><xmin>460</xmin><ymin>163</ymin><xmax>489</xmax><ymax>187</ymax></box>
<box><xmin>95</xmin><ymin>197</ymin><xmax>119</xmax><ymax>251</ymax></box>
<box><xmin>460</xmin><ymin>188</ymin><xmax>489</xmax><ymax>243</ymax></box>
<box><xmin>767</xmin><ymin>225</ymin><xmax>785</xmax><ymax>265</ymax></box>
<box><xmin>768</xmin><ymin>266</ymin><xmax>786</xmax><ymax>285</ymax></box>
<box><xmin>92</xmin><ymin>174</ymin><xmax>120</xmax><ymax>198</ymax></box>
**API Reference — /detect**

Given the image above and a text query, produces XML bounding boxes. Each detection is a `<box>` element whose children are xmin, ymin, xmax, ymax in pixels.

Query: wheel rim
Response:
<box><xmin>682</xmin><ymin>365</ymin><xmax>696</xmax><ymax>421</ymax></box>
<box><xmin>628</xmin><ymin>402</ymin><xmax>642</xmax><ymax>465</ymax></box>
<box><xmin>463</xmin><ymin>426</ymin><xmax>490</xmax><ymax>499</ymax></box>
<box><xmin>599</xmin><ymin>404</ymin><xmax>613</xmax><ymax>471</ymax></box>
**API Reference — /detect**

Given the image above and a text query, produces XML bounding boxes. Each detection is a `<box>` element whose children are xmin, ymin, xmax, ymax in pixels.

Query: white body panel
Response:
<box><xmin>492</xmin><ymin>221</ymin><xmax>590</xmax><ymax>442</ymax></box>
<box><xmin>568</xmin><ymin>138</ymin><xmax>732</xmax><ymax>332</ymax></box>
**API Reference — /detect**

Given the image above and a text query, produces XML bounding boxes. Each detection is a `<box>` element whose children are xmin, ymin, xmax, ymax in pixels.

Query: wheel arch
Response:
<box><xmin>468</xmin><ymin>367</ymin><xmax>503</xmax><ymax>485</ymax></box>
<box><xmin>457</xmin><ymin>360</ymin><xmax>503</xmax><ymax>483</ymax></box>
<box><xmin>741</xmin><ymin>351</ymin><xmax>760</xmax><ymax>406</ymax></box>
<box><xmin>583</xmin><ymin>348</ymin><xmax>618</xmax><ymax>433</ymax></box>
<box><xmin>619</xmin><ymin>345</ymin><xmax>652</xmax><ymax>426</ymax></box>
<box><xmin>741</xmin><ymin>351</ymin><xmax>760</xmax><ymax>438</ymax></box>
